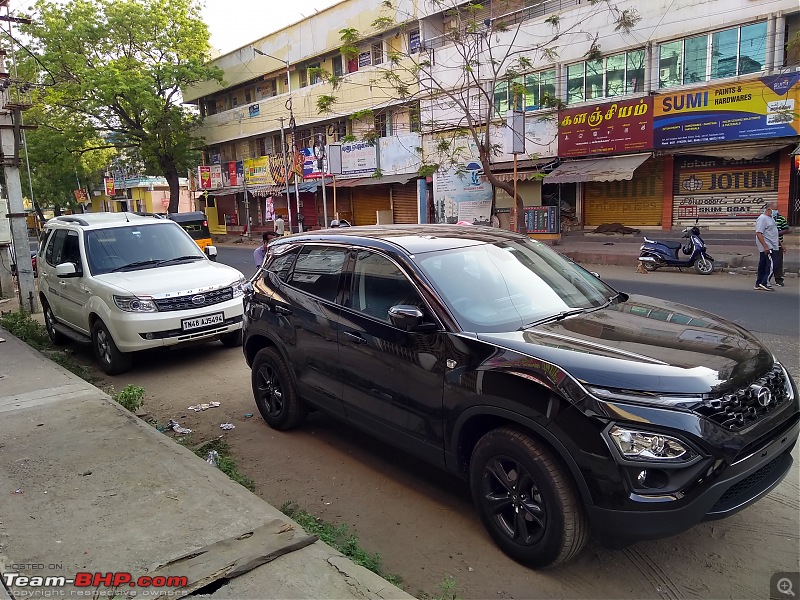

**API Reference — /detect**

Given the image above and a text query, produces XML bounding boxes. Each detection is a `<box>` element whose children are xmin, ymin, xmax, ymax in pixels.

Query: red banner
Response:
<box><xmin>228</xmin><ymin>162</ymin><xmax>238</xmax><ymax>187</ymax></box>
<box><xmin>103</xmin><ymin>177</ymin><xmax>115</xmax><ymax>196</ymax></box>
<box><xmin>558</xmin><ymin>97</ymin><xmax>653</xmax><ymax>157</ymax></box>
<box><xmin>198</xmin><ymin>165</ymin><xmax>212</xmax><ymax>189</ymax></box>
<box><xmin>73</xmin><ymin>189</ymin><xmax>89</xmax><ymax>203</ymax></box>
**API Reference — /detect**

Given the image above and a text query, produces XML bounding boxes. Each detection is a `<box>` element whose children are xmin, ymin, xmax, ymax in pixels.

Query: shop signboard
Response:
<box><xmin>338</xmin><ymin>140</ymin><xmax>378</xmax><ymax>178</ymax></box>
<box><xmin>523</xmin><ymin>206</ymin><xmax>560</xmax><ymax>233</ymax></box>
<box><xmin>558</xmin><ymin>97</ymin><xmax>653</xmax><ymax>157</ymax></box>
<box><xmin>209</xmin><ymin>164</ymin><xmax>223</xmax><ymax>189</ymax></box>
<box><xmin>244</xmin><ymin>156</ymin><xmax>274</xmax><ymax>185</ymax></box>
<box><xmin>654</xmin><ymin>74</ymin><xmax>800</xmax><ymax>147</ymax></box>
<box><xmin>433</xmin><ymin>161</ymin><xmax>492</xmax><ymax>225</ymax></box>
<box><xmin>198</xmin><ymin>166</ymin><xmax>211</xmax><ymax>190</ymax></box>
<box><xmin>672</xmin><ymin>154</ymin><xmax>778</xmax><ymax>223</ymax></box>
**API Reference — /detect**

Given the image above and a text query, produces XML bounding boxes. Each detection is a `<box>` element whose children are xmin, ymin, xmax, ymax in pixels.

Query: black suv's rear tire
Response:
<box><xmin>91</xmin><ymin>320</ymin><xmax>132</xmax><ymax>375</ymax></box>
<box><xmin>251</xmin><ymin>347</ymin><xmax>307</xmax><ymax>430</ymax></box>
<box><xmin>43</xmin><ymin>301</ymin><xmax>66</xmax><ymax>345</ymax></box>
<box><xmin>470</xmin><ymin>427</ymin><xmax>589</xmax><ymax>568</ymax></box>
<box><xmin>219</xmin><ymin>330</ymin><xmax>243</xmax><ymax>347</ymax></box>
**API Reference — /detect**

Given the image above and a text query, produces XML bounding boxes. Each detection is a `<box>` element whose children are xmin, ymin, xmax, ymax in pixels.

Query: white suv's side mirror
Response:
<box><xmin>205</xmin><ymin>246</ymin><xmax>218</xmax><ymax>261</ymax></box>
<box><xmin>56</xmin><ymin>263</ymin><xmax>79</xmax><ymax>278</ymax></box>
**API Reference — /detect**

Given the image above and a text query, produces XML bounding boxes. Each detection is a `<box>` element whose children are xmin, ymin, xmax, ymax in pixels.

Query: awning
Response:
<box><xmin>327</xmin><ymin>174</ymin><xmax>416</xmax><ymax>188</ymax></box>
<box><xmin>278</xmin><ymin>181</ymin><xmax>319</xmax><ymax>194</ymax></box>
<box><xmin>667</xmin><ymin>141</ymin><xmax>793</xmax><ymax>160</ymax></box>
<box><xmin>490</xmin><ymin>159</ymin><xmax>557</xmax><ymax>182</ymax></box>
<box><xmin>545</xmin><ymin>153</ymin><xmax>651</xmax><ymax>184</ymax></box>
<box><xmin>789</xmin><ymin>143</ymin><xmax>800</xmax><ymax>156</ymax></box>
<box><xmin>493</xmin><ymin>170</ymin><xmax>546</xmax><ymax>183</ymax></box>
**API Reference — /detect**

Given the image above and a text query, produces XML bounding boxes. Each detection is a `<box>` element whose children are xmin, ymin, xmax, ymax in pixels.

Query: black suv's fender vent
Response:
<box><xmin>154</xmin><ymin>286</ymin><xmax>234</xmax><ymax>312</ymax></box>
<box><xmin>698</xmin><ymin>365</ymin><xmax>791</xmax><ymax>431</ymax></box>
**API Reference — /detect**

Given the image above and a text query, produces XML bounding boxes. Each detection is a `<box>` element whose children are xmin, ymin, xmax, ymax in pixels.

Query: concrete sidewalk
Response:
<box><xmin>0</xmin><ymin>329</ymin><xmax>412</xmax><ymax>599</ymax></box>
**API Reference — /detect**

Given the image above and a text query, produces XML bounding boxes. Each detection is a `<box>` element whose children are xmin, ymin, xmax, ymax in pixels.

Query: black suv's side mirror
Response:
<box><xmin>389</xmin><ymin>305</ymin><xmax>436</xmax><ymax>332</ymax></box>
<box><xmin>56</xmin><ymin>262</ymin><xmax>81</xmax><ymax>278</ymax></box>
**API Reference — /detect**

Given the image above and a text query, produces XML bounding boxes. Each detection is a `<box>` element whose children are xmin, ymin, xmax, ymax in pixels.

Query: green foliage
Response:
<box><xmin>195</xmin><ymin>438</ymin><xmax>255</xmax><ymax>492</ymax></box>
<box><xmin>361</xmin><ymin>130</ymin><xmax>379</xmax><ymax>146</ymax></box>
<box><xmin>371</xmin><ymin>168</ymin><xmax>383</xmax><ymax>178</ymax></box>
<box><xmin>420</xmin><ymin>576</ymin><xmax>459</xmax><ymax>600</ymax></box>
<box><xmin>371</xmin><ymin>16</ymin><xmax>394</xmax><ymax>30</ymax></box>
<box><xmin>349</xmin><ymin>109</ymin><xmax>375</xmax><ymax>121</ymax></box>
<box><xmin>317</xmin><ymin>94</ymin><xmax>338</xmax><ymax>114</ymax></box>
<box><xmin>418</xmin><ymin>163</ymin><xmax>440</xmax><ymax>177</ymax></box>
<box><xmin>545</xmin><ymin>13</ymin><xmax>560</xmax><ymax>27</ymax></box>
<box><xmin>341</xmin><ymin>134</ymin><xmax>356</xmax><ymax>143</ymax></box>
<box><xmin>112</xmin><ymin>384</ymin><xmax>145</xmax><ymax>412</ymax></box>
<box><xmin>584</xmin><ymin>38</ymin><xmax>603</xmax><ymax>61</ymax></box>
<box><xmin>615</xmin><ymin>8</ymin><xmax>641</xmax><ymax>32</ymax></box>
<box><xmin>339</xmin><ymin>28</ymin><xmax>360</xmax><ymax>59</ymax></box>
<box><xmin>22</xmin><ymin>0</ymin><xmax>223</xmax><ymax>213</ymax></box>
<box><xmin>280</xmin><ymin>502</ymin><xmax>401</xmax><ymax>586</ymax></box>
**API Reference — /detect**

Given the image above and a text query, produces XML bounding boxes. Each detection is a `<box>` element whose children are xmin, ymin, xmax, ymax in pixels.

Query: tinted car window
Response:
<box><xmin>287</xmin><ymin>245</ymin><xmax>347</xmax><ymax>302</ymax></box>
<box><xmin>45</xmin><ymin>230</ymin><xmax>67</xmax><ymax>267</ymax></box>
<box><xmin>416</xmin><ymin>238</ymin><xmax>613</xmax><ymax>332</ymax></box>
<box><xmin>59</xmin><ymin>231</ymin><xmax>82</xmax><ymax>271</ymax></box>
<box><xmin>347</xmin><ymin>250</ymin><xmax>424</xmax><ymax>322</ymax></box>
<box><xmin>266</xmin><ymin>248</ymin><xmax>299</xmax><ymax>282</ymax></box>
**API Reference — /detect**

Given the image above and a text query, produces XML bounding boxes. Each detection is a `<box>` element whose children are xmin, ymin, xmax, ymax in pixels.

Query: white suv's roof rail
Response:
<box><xmin>55</xmin><ymin>215</ymin><xmax>90</xmax><ymax>226</ymax></box>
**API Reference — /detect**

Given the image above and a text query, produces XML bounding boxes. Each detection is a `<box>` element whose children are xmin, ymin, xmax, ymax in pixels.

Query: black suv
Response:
<box><xmin>243</xmin><ymin>225</ymin><xmax>798</xmax><ymax>567</ymax></box>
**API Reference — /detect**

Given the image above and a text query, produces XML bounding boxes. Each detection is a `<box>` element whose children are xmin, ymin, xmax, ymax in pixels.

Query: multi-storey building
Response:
<box><xmin>186</xmin><ymin>0</ymin><xmax>800</xmax><ymax>233</ymax></box>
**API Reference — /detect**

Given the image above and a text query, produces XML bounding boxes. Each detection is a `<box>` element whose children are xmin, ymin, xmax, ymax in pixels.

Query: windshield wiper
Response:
<box><xmin>154</xmin><ymin>255</ymin><xmax>205</xmax><ymax>266</ymax></box>
<box><xmin>110</xmin><ymin>260</ymin><xmax>161</xmax><ymax>272</ymax></box>
<box><xmin>521</xmin><ymin>308</ymin><xmax>587</xmax><ymax>329</ymax></box>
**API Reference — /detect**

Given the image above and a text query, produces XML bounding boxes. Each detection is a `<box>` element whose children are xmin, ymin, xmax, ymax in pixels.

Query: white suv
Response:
<box><xmin>38</xmin><ymin>213</ymin><xmax>246</xmax><ymax>374</ymax></box>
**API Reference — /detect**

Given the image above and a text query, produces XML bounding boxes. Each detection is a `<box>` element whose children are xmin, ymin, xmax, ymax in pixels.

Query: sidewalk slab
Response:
<box><xmin>0</xmin><ymin>330</ymin><xmax>412</xmax><ymax>599</ymax></box>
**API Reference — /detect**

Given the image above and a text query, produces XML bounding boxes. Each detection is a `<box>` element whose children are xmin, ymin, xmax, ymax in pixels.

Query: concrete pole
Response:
<box><xmin>1</xmin><ymin>110</ymin><xmax>38</xmax><ymax>313</ymax></box>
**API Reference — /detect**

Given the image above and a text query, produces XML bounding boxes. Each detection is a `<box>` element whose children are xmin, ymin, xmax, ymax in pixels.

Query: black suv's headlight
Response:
<box><xmin>113</xmin><ymin>295</ymin><xmax>157</xmax><ymax>313</ymax></box>
<box><xmin>607</xmin><ymin>426</ymin><xmax>694</xmax><ymax>462</ymax></box>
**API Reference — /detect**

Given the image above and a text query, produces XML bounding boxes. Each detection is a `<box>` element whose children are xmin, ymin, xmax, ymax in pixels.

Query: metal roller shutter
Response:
<box><xmin>352</xmin><ymin>186</ymin><xmax>390</xmax><ymax>225</ymax></box>
<box><xmin>391</xmin><ymin>182</ymin><xmax>418</xmax><ymax>224</ymax></box>
<box><xmin>584</xmin><ymin>157</ymin><xmax>664</xmax><ymax>226</ymax></box>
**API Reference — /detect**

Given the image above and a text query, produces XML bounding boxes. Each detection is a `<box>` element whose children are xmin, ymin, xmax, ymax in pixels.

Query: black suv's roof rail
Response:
<box><xmin>133</xmin><ymin>212</ymin><xmax>166</xmax><ymax>218</ymax></box>
<box><xmin>55</xmin><ymin>216</ymin><xmax>90</xmax><ymax>226</ymax></box>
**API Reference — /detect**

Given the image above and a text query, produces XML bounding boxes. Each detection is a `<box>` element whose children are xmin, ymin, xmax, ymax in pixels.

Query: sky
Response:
<box><xmin>201</xmin><ymin>0</ymin><xmax>342</xmax><ymax>55</ymax></box>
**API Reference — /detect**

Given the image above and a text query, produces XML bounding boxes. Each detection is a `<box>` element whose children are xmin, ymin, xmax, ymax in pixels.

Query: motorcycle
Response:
<box><xmin>638</xmin><ymin>220</ymin><xmax>714</xmax><ymax>275</ymax></box>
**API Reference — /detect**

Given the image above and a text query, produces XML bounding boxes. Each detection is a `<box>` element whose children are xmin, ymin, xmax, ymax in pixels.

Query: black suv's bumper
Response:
<box><xmin>588</xmin><ymin>416</ymin><xmax>799</xmax><ymax>544</ymax></box>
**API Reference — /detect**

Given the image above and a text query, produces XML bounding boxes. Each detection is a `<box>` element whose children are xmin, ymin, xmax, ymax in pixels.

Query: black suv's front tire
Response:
<box><xmin>470</xmin><ymin>427</ymin><xmax>589</xmax><ymax>568</ymax></box>
<box><xmin>92</xmin><ymin>320</ymin><xmax>132</xmax><ymax>375</ymax></box>
<box><xmin>251</xmin><ymin>347</ymin><xmax>307</xmax><ymax>430</ymax></box>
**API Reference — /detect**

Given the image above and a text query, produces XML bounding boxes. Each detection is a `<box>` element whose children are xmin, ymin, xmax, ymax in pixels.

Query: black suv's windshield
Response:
<box><xmin>85</xmin><ymin>223</ymin><xmax>205</xmax><ymax>275</ymax></box>
<box><xmin>415</xmin><ymin>238</ymin><xmax>616</xmax><ymax>333</ymax></box>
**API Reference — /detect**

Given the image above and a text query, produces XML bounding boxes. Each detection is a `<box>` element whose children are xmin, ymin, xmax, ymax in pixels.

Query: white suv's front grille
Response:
<box><xmin>153</xmin><ymin>286</ymin><xmax>234</xmax><ymax>312</ymax></box>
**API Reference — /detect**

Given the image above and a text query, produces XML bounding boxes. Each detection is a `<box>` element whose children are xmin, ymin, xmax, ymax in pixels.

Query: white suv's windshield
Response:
<box><xmin>415</xmin><ymin>239</ymin><xmax>616</xmax><ymax>332</ymax></box>
<box><xmin>85</xmin><ymin>222</ymin><xmax>205</xmax><ymax>275</ymax></box>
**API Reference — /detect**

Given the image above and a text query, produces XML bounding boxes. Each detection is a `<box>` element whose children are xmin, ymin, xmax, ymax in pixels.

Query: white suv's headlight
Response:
<box><xmin>232</xmin><ymin>277</ymin><xmax>246</xmax><ymax>298</ymax></box>
<box><xmin>607</xmin><ymin>426</ymin><xmax>693</xmax><ymax>462</ymax></box>
<box><xmin>113</xmin><ymin>295</ymin><xmax>158</xmax><ymax>313</ymax></box>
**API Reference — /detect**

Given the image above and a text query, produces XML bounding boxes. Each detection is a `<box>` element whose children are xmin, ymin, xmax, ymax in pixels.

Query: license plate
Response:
<box><xmin>182</xmin><ymin>312</ymin><xmax>224</xmax><ymax>331</ymax></box>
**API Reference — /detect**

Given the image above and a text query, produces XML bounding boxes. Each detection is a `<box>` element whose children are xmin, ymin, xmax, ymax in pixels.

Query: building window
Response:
<box><xmin>374</xmin><ymin>112</ymin><xmax>390</xmax><ymax>137</ymax></box>
<box><xmin>272</xmin><ymin>134</ymin><xmax>283</xmax><ymax>155</ymax></box>
<box><xmin>372</xmin><ymin>42</ymin><xmax>384</xmax><ymax>65</ymax></box>
<box><xmin>299</xmin><ymin>67</ymin><xmax>308</xmax><ymax>88</ymax></box>
<box><xmin>308</xmin><ymin>62</ymin><xmax>321</xmax><ymax>85</ymax></box>
<box><xmin>566</xmin><ymin>49</ymin><xmax>645</xmax><ymax>104</ymax></box>
<box><xmin>409</xmin><ymin>104</ymin><xmax>421</xmax><ymax>132</ymax></box>
<box><xmin>332</xmin><ymin>55</ymin><xmax>344</xmax><ymax>77</ymax></box>
<box><xmin>659</xmin><ymin>21</ymin><xmax>767</xmax><ymax>88</ymax></box>
<box><xmin>523</xmin><ymin>70</ymin><xmax>556</xmax><ymax>110</ymax></box>
<box><xmin>245</xmin><ymin>88</ymin><xmax>252</xmax><ymax>103</ymax></box>
<box><xmin>493</xmin><ymin>80</ymin><xmax>509</xmax><ymax>116</ymax></box>
<box><xmin>257</xmin><ymin>137</ymin><xmax>267</xmax><ymax>157</ymax></box>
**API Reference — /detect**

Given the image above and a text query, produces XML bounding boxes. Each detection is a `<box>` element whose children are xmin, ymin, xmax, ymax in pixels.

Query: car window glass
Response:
<box><xmin>59</xmin><ymin>231</ymin><xmax>82</xmax><ymax>271</ymax></box>
<box><xmin>45</xmin><ymin>230</ymin><xmax>67</xmax><ymax>267</ymax></box>
<box><xmin>38</xmin><ymin>229</ymin><xmax>52</xmax><ymax>256</ymax></box>
<box><xmin>347</xmin><ymin>250</ymin><xmax>424</xmax><ymax>322</ymax></box>
<box><xmin>266</xmin><ymin>248</ymin><xmax>299</xmax><ymax>282</ymax></box>
<box><xmin>288</xmin><ymin>245</ymin><xmax>347</xmax><ymax>302</ymax></box>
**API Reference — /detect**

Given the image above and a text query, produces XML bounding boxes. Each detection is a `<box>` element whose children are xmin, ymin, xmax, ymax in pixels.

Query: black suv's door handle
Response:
<box><xmin>342</xmin><ymin>331</ymin><xmax>366</xmax><ymax>344</ymax></box>
<box><xmin>273</xmin><ymin>305</ymin><xmax>292</xmax><ymax>315</ymax></box>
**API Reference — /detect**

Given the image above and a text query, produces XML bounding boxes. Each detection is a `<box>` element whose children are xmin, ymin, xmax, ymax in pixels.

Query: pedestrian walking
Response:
<box><xmin>754</xmin><ymin>202</ymin><xmax>779</xmax><ymax>291</ymax></box>
<box><xmin>274</xmin><ymin>215</ymin><xmax>285</xmax><ymax>236</ymax></box>
<box><xmin>770</xmin><ymin>207</ymin><xmax>790</xmax><ymax>287</ymax></box>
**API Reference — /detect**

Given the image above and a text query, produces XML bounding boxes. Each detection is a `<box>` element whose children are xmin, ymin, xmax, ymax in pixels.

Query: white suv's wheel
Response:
<box><xmin>92</xmin><ymin>320</ymin><xmax>132</xmax><ymax>375</ymax></box>
<box><xmin>43</xmin><ymin>301</ymin><xmax>66</xmax><ymax>345</ymax></box>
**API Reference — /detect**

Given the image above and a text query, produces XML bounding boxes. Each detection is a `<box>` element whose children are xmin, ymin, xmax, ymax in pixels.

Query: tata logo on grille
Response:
<box><xmin>751</xmin><ymin>384</ymin><xmax>772</xmax><ymax>407</ymax></box>
<box><xmin>191</xmin><ymin>295</ymin><xmax>206</xmax><ymax>305</ymax></box>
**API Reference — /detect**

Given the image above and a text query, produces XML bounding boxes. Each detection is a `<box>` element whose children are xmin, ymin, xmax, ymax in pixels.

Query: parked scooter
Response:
<box><xmin>638</xmin><ymin>220</ymin><xmax>714</xmax><ymax>275</ymax></box>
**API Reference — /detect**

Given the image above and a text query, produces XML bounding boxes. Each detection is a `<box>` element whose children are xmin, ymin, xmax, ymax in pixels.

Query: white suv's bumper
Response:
<box><xmin>105</xmin><ymin>298</ymin><xmax>244</xmax><ymax>353</ymax></box>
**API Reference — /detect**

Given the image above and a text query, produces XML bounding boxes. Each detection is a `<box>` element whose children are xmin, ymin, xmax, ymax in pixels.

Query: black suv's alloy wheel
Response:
<box><xmin>470</xmin><ymin>427</ymin><xmax>589</xmax><ymax>568</ymax></box>
<box><xmin>251</xmin><ymin>347</ymin><xmax>307</xmax><ymax>430</ymax></box>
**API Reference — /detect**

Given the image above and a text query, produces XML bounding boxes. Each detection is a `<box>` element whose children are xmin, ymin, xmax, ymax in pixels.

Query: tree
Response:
<box><xmin>20</xmin><ymin>0</ymin><xmax>222</xmax><ymax>213</ymax></box>
<box><xmin>314</xmin><ymin>0</ymin><xmax>640</xmax><ymax>232</ymax></box>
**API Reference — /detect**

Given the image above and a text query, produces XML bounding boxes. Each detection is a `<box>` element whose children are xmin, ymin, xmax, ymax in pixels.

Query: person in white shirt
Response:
<box><xmin>274</xmin><ymin>215</ymin><xmax>285</xmax><ymax>236</ymax></box>
<box><xmin>754</xmin><ymin>202</ymin><xmax>779</xmax><ymax>291</ymax></box>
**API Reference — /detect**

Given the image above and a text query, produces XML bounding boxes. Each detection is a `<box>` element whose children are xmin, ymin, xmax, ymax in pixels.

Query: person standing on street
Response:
<box><xmin>754</xmin><ymin>202</ymin><xmax>779</xmax><ymax>291</ymax></box>
<box><xmin>771</xmin><ymin>207</ymin><xmax>790</xmax><ymax>287</ymax></box>
<box><xmin>274</xmin><ymin>214</ymin><xmax>285</xmax><ymax>236</ymax></box>
<box><xmin>253</xmin><ymin>230</ymin><xmax>278</xmax><ymax>267</ymax></box>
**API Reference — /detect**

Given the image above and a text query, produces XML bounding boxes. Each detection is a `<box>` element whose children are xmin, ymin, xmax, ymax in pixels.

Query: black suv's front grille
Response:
<box><xmin>710</xmin><ymin>454</ymin><xmax>785</xmax><ymax>512</ymax></box>
<box><xmin>154</xmin><ymin>286</ymin><xmax>233</xmax><ymax>312</ymax></box>
<box><xmin>697</xmin><ymin>364</ymin><xmax>791</xmax><ymax>431</ymax></box>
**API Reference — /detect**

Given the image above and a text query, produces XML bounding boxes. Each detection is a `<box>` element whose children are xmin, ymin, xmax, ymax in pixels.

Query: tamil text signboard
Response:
<box><xmin>559</xmin><ymin>97</ymin><xmax>653</xmax><ymax>157</ymax></box>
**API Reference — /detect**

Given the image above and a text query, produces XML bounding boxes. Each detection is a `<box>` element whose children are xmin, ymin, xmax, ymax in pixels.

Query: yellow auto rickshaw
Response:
<box><xmin>168</xmin><ymin>211</ymin><xmax>216</xmax><ymax>260</ymax></box>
